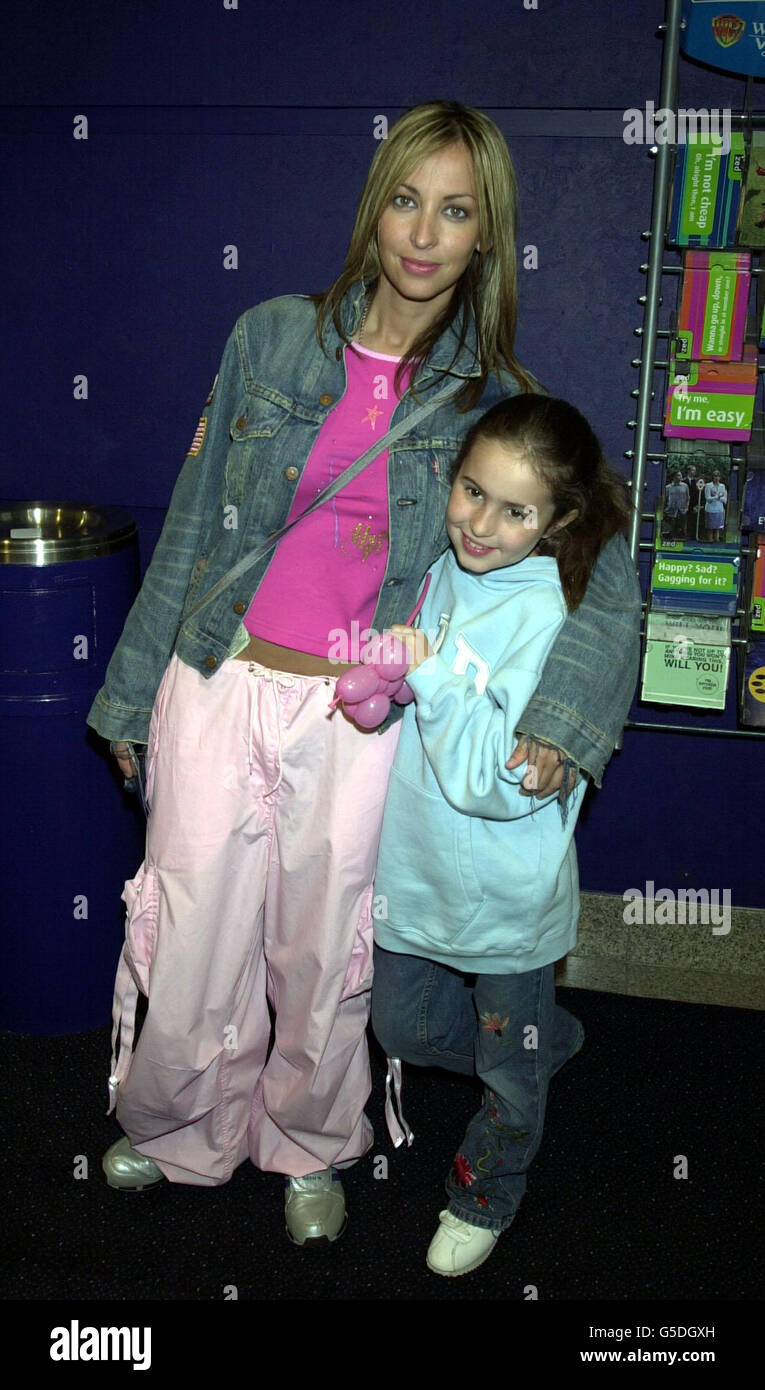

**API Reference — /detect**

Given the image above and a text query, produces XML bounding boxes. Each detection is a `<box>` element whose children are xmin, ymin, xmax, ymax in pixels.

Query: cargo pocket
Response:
<box><xmin>124</xmin><ymin>1053</ymin><xmax>226</xmax><ymax>1131</ymax></box>
<box><xmin>121</xmin><ymin>861</ymin><xmax>159</xmax><ymax>997</ymax></box>
<box><xmin>340</xmin><ymin>882</ymin><xmax>375</xmax><ymax>1000</ymax></box>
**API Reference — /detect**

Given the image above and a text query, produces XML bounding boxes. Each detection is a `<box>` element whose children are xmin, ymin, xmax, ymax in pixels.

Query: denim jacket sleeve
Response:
<box><xmin>514</xmin><ymin>533</ymin><xmax>642</xmax><ymax>787</ymax></box>
<box><xmin>86</xmin><ymin>323</ymin><xmax>246</xmax><ymax>744</ymax></box>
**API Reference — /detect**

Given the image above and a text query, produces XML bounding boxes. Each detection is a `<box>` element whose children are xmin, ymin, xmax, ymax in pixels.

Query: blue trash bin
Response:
<box><xmin>0</xmin><ymin>501</ymin><xmax>143</xmax><ymax>1034</ymax></box>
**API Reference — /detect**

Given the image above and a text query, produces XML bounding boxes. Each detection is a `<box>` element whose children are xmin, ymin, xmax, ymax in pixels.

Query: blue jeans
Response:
<box><xmin>371</xmin><ymin>945</ymin><xmax>584</xmax><ymax>1232</ymax></box>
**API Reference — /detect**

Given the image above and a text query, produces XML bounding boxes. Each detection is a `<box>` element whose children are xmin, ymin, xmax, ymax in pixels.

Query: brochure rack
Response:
<box><xmin>627</xmin><ymin>0</ymin><xmax>765</xmax><ymax>738</ymax></box>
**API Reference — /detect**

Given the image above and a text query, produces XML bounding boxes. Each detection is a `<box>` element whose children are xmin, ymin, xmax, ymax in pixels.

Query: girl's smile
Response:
<box><xmin>459</xmin><ymin>533</ymin><xmax>495</xmax><ymax>557</ymax></box>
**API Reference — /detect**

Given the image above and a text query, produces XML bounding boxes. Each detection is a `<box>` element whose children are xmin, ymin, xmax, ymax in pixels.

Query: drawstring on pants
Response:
<box><xmin>384</xmin><ymin>1056</ymin><xmax>414</xmax><ymax>1148</ymax></box>
<box><xmin>107</xmin><ymin>946</ymin><xmax>140</xmax><ymax>1113</ymax></box>
<box><xmin>107</xmin><ymin>863</ymin><xmax>157</xmax><ymax>1113</ymax></box>
<box><xmin>247</xmin><ymin>663</ymin><xmax>296</xmax><ymax>795</ymax></box>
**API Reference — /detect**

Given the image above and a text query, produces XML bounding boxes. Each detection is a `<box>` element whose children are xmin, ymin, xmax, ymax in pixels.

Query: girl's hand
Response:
<box><xmin>505</xmin><ymin>736</ymin><xmax>580</xmax><ymax>797</ymax></box>
<box><xmin>388</xmin><ymin>624</ymin><xmax>434</xmax><ymax>672</ymax></box>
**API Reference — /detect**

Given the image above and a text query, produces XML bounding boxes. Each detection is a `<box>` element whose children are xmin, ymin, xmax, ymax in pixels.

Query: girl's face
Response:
<box><xmin>376</xmin><ymin>142</ymin><xmax>483</xmax><ymax>314</ymax></box>
<box><xmin>446</xmin><ymin>438</ymin><xmax>574</xmax><ymax>575</ymax></box>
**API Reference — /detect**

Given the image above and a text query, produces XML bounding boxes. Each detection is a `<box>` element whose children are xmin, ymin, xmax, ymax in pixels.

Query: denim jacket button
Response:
<box><xmin>284</xmin><ymin>466</ymin><xmax>299</xmax><ymax>481</ymax></box>
<box><xmin>235</xmin><ymin>416</ymin><xmax>247</xmax><ymax>430</ymax></box>
<box><xmin>232</xmin><ymin>601</ymin><xmax>246</xmax><ymax>615</ymax></box>
<box><xmin>205</xmin><ymin>655</ymin><xmax>218</xmax><ymax>669</ymax></box>
<box><xmin>319</xmin><ymin>394</ymin><xmax>334</xmax><ymax>406</ymax></box>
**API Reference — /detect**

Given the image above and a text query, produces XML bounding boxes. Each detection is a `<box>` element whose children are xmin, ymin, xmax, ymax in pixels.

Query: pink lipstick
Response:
<box><xmin>401</xmin><ymin>258</ymin><xmax>440</xmax><ymax>275</ymax></box>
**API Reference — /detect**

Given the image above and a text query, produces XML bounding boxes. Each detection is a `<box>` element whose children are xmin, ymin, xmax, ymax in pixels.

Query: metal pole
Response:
<box><xmin>628</xmin><ymin>0</ymin><xmax>683</xmax><ymax>565</ymax></box>
<box><xmin>623</xmin><ymin>1</ymin><xmax>765</xmax><ymax>742</ymax></box>
<box><xmin>626</xmin><ymin>719</ymin><xmax>764</xmax><ymax>738</ymax></box>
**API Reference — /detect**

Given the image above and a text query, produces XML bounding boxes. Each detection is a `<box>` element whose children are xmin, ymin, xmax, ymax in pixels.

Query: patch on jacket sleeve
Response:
<box><xmin>187</xmin><ymin>415</ymin><xmax>208</xmax><ymax>456</ymax></box>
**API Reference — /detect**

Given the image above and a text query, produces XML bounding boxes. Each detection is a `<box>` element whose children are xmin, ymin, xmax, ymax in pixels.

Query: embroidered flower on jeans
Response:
<box><xmin>452</xmin><ymin>1153</ymin><xmax>476</xmax><ymax>1187</ymax></box>
<box><xmin>480</xmin><ymin>1012</ymin><xmax>509</xmax><ymax>1037</ymax></box>
<box><xmin>482</xmin><ymin>1088</ymin><xmax>501</xmax><ymax>1125</ymax></box>
<box><xmin>475</xmin><ymin>1193</ymin><xmax>489</xmax><ymax>1209</ymax></box>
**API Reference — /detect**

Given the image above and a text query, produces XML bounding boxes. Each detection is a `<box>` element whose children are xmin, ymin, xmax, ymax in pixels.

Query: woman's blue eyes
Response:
<box><xmin>392</xmin><ymin>195</ymin><xmax>469</xmax><ymax>219</ymax></box>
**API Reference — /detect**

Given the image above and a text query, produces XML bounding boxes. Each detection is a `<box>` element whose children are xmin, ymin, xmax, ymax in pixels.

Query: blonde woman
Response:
<box><xmin>88</xmin><ymin>100</ymin><xmax>640</xmax><ymax>1245</ymax></box>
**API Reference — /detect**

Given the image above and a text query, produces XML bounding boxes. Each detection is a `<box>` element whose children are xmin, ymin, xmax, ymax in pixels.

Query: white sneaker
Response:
<box><xmin>426</xmin><ymin>1209</ymin><xmax>500</xmax><ymax>1277</ymax></box>
<box><xmin>284</xmin><ymin>1169</ymin><xmax>347</xmax><ymax>1245</ymax></box>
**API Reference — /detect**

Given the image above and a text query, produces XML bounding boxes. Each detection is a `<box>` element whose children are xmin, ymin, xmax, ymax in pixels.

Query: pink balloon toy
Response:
<box><xmin>331</xmin><ymin>573</ymin><xmax>432</xmax><ymax>729</ymax></box>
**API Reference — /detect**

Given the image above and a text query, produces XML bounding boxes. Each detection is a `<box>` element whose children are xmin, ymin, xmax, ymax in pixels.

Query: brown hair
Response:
<box><xmin>309</xmin><ymin>99</ymin><xmax>540</xmax><ymax>411</ymax></box>
<box><xmin>450</xmin><ymin>395</ymin><xmax>633</xmax><ymax>610</ymax></box>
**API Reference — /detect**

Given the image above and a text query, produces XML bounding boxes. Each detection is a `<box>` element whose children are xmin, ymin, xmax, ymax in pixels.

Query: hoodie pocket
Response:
<box><xmin>377</xmin><ymin>769</ymin><xmax>485</xmax><ymax>943</ymax></box>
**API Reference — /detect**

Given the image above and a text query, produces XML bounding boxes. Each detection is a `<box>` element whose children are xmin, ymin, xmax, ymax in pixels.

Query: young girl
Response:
<box><xmin>89</xmin><ymin>101</ymin><xmax>641</xmax><ymax>1246</ymax></box>
<box><xmin>372</xmin><ymin>392</ymin><xmax>632</xmax><ymax>1276</ymax></box>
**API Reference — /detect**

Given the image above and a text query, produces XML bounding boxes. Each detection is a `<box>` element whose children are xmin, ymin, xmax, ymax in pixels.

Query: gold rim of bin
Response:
<box><xmin>0</xmin><ymin>502</ymin><xmax>138</xmax><ymax>565</ymax></box>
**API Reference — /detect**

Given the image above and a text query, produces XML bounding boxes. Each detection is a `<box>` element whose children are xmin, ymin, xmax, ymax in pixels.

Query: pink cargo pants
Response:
<box><xmin>107</xmin><ymin>653</ymin><xmax>400</xmax><ymax>1185</ymax></box>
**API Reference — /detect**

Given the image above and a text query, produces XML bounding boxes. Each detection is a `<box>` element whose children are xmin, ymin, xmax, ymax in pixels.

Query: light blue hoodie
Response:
<box><xmin>374</xmin><ymin>547</ymin><xmax>586</xmax><ymax>974</ymax></box>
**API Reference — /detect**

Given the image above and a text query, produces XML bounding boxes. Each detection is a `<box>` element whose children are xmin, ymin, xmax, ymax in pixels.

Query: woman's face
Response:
<box><xmin>376</xmin><ymin>141</ymin><xmax>482</xmax><ymax>315</ymax></box>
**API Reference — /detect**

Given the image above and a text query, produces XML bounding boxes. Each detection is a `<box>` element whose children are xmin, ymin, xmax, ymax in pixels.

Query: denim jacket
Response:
<box><xmin>86</xmin><ymin>282</ymin><xmax>641</xmax><ymax>784</ymax></box>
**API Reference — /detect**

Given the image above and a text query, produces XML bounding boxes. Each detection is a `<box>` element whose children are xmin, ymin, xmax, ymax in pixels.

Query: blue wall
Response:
<box><xmin>2</xmin><ymin>0</ymin><xmax>761</xmax><ymax>904</ymax></box>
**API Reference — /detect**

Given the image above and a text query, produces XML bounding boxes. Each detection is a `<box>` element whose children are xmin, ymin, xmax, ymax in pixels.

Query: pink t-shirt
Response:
<box><xmin>244</xmin><ymin>342</ymin><xmax>413</xmax><ymax>657</ymax></box>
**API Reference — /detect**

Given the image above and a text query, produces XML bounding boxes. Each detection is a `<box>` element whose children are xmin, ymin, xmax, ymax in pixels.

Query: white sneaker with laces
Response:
<box><xmin>426</xmin><ymin>1209</ymin><xmax>500</xmax><ymax>1277</ymax></box>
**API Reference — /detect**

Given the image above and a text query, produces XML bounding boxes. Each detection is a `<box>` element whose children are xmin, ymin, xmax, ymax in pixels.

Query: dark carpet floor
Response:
<box><xmin>2</xmin><ymin>987</ymin><xmax>762</xmax><ymax>1306</ymax></box>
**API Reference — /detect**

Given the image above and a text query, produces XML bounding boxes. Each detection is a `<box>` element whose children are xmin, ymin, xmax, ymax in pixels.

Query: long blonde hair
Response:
<box><xmin>310</xmin><ymin>100</ymin><xmax>539</xmax><ymax>411</ymax></box>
